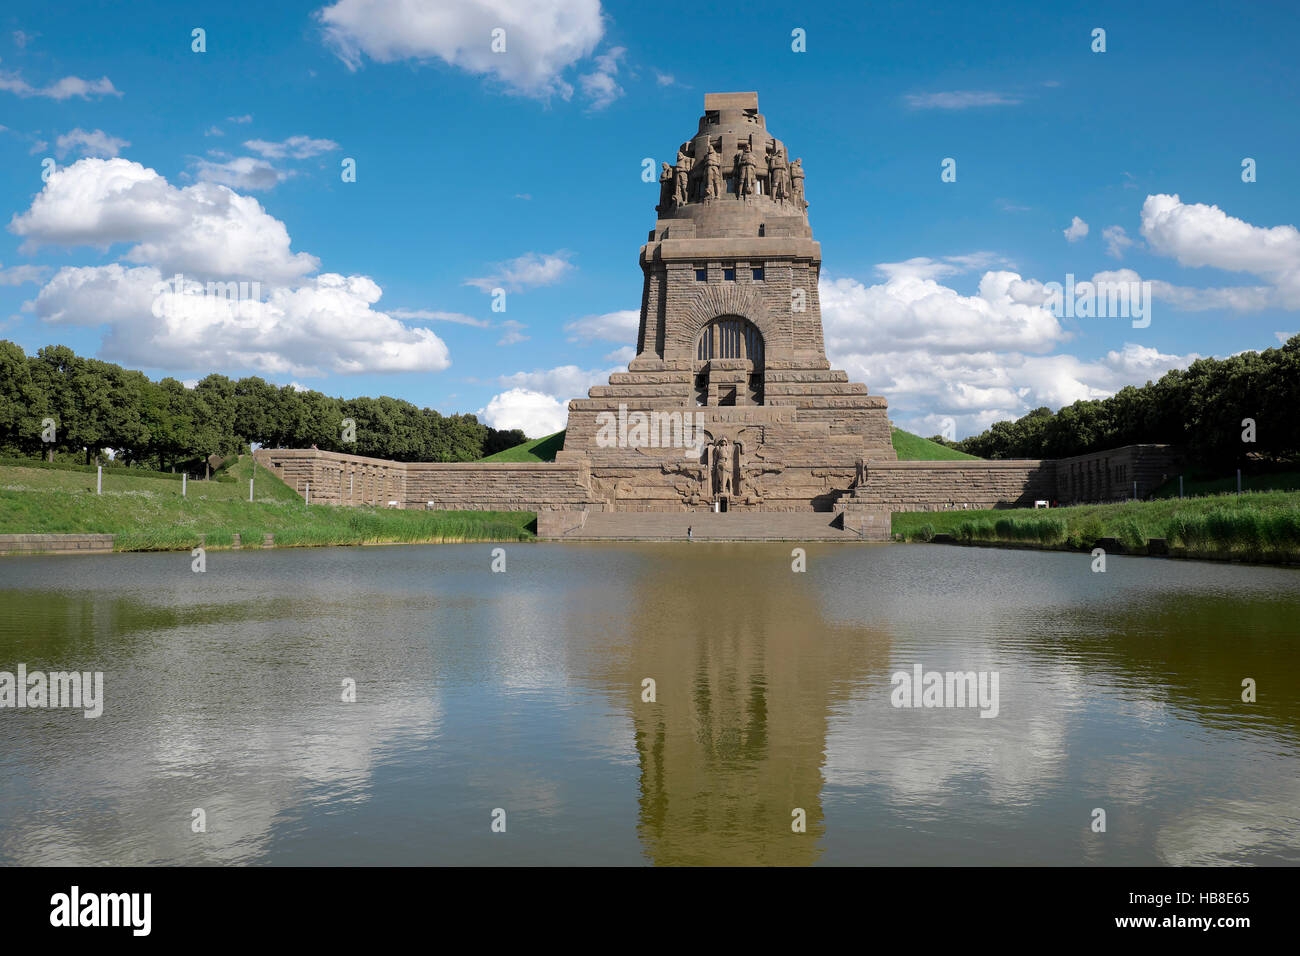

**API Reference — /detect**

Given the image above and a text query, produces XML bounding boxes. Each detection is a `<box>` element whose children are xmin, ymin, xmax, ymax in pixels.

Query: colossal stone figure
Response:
<box><xmin>658</xmin><ymin>162</ymin><xmax>675</xmax><ymax>212</ymax></box>
<box><xmin>711</xmin><ymin>439</ymin><xmax>734</xmax><ymax>497</ymax></box>
<box><xmin>790</xmin><ymin>158</ymin><xmax>806</xmax><ymax>209</ymax></box>
<box><xmin>675</xmin><ymin>143</ymin><xmax>693</xmax><ymax>206</ymax></box>
<box><xmin>768</xmin><ymin>146</ymin><xmax>789</xmax><ymax>202</ymax></box>
<box><xmin>736</xmin><ymin>143</ymin><xmax>758</xmax><ymax>198</ymax></box>
<box><xmin>702</xmin><ymin>142</ymin><xmax>721</xmax><ymax>201</ymax></box>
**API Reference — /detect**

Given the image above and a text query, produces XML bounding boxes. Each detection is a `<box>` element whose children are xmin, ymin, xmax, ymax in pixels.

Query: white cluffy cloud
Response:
<box><xmin>564</xmin><ymin>308</ymin><xmax>637</xmax><ymax>342</ymax></box>
<box><xmin>904</xmin><ymin>90</ymin><xmax>1022</xmax><ymax>109</ymax></box>
<box><xmin>1140</xmin><ymin>193</ymin><xmax>1300</xmax><ymax>311</ymax></box>
<box><xmin>11</xmin><ymin>158</ymin><xmax>318</xmax><ymax>282</ymax></box>
<box><xmin>1063</xmin><ymin>216</ymin><xmax>1089</xmax><ymax>242</ymax></box>
<box><xmin>477</xmin><ymin>388</ymin><xmax>569</xmax><ymax>438</ymax></box>
<box><xmin>1103</xmin><ymin>224</ymin><xmax>1134</xmax><ymax>258</ymax></box>
<box><xmin>193</xmin><ymin>156</ymin><xmax>288</xmax><ymax>192</ymax></box>
<box><xmin>55</xmin><ymin>128</ymin><xmax>130</xmax><ymax>158</ymax></box>
<box><xmin>8</xmin><ymin>157</ymin><xmax>452</xmax><ymax>377</ymax></box>
<box><xmin>0</xmin><ymin>263</ymin><xmax>49</xmax><ymax>286</ymax></box>
<box><xmin>0</xmin><ymin>70</ymin><xmax>120</xmax><ymax>99</ymax></box>
<box><xmin>316</xmin><ymin>0</ymin><xmax>606</xmax><ymax>102</ymax></box>
<box><xmin>497</xmin><ymin>319</ymin><xmax>528</xmax><ymax>345</ymax></box>
<box><xmin>579</xmin><ymin>46</ymin><xmax>624</xmax><ymax>110</ymax></box>
<box><xmin>465</xmin><ymin>250</ymin><xmax>574</xmax><ymax>292</ymax></box>
<box><xmin>820</xmin><ymin>256</ymin><xmax>1197</xmax><ymax>438</ymax></box>
<box><xmin>477</xmin><ymin>363</ymin><xmax>625</xmax><ymax>437</ymax></box>
<box><xmin>243</xmin><ymin>135</ymin><xmax>339</xmax><ymax>159</ymax></box>
<box><xmin>388</xmin><ymin>309</ymin><xmax>490</xmax><ymax>328</ymax></box>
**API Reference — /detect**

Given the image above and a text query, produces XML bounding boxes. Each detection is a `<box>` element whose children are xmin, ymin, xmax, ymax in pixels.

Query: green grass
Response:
<box><xmin>0</xmin><ymin>453</ymin><xmax>241</xmax><ymax>482</ymax></box>
<box><xmin>891</xmin><ymin>428</ymin><xmax>980</xmax><ymax>461</ymax></box>
<box><xmin>479</xmin><ymin>430</ymin><xmax>566</xmax><ymax>462</ymax></box>
<box><xmin>892</xmin><ymin>489</ymin><xmax>1300</xmax><ymax>559</ymax></box>
<box><xmin>0</xmin><ymin>456</ymin><xmax>192</xmax><ymax>482</ymax></box>
<box><xmin>0</xmin><ymin>456</ymin><xmax>535</xmax><ymax>551</ymax></box>
<box><xmin>1152</xmin><ymin>469</ymin><xmax>1300</xmax><ymax>498</ymax></box>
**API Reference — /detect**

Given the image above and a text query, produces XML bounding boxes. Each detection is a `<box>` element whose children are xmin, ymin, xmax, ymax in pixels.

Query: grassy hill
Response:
<box><xmin>0</xmin><ymin>455</ymin><xmax>533</xmax><ymax>550</ymax></box>
<box><xmin>891</xmin><ymin>428</ymin><xmax>980</xmax><ymax>461</ymax></box>
<box><xmin>479</xmin><ymin>430</ymin><xmax>566</xmax><ymax>462</ymax></box>
<box><xmin>480</xmin><ymin>427</ymin><xmax>976</xmax><ymax>463</ymax></box>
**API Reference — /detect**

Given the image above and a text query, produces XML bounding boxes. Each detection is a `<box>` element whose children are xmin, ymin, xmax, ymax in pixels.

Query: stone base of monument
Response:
<box><xmin>539</xmin><ymin>509</ymin><xmax>878</xmax><ymax>542</ymax></box>
<box><xmin>836</xmin><ymin>504</ymin><xmax>892</xmax><ymax>542</ymax></box>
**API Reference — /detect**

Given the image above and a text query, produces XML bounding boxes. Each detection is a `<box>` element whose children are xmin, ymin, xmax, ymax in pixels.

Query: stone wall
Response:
<box><xmin>255</xmin><ymin>449</ymin><xmax>407</xmax><ymax>506</ymax></box>
<box><xmin>847</xmin><ymin>445</ymin><xmax>1179</xmax><ymax>514</ymax></box>
<box><xmin>851</xmin><ymin>459</ymin><xmax>1057</xmax><ymax>512</ymax></box>
<box><xmin>1055</xmin><ymin>445</ymin><xmax>1179</xmax><ymax>503</ymax></box>
<box><xmin>253</xmin><ymin>448</ymin><xmax>602</xmax><ymax>512</ymax></box>
<box><xmin>0</xmin><ymin>533</ymin><xmax>114</xmax><ymax>555</ymax></box>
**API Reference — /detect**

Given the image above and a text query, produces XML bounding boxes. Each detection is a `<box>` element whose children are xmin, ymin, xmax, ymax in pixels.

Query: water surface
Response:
<box><xmin>1</xmin><ymin>543</ymin><xmax>1296</xmax><ymax>865</ymax></box>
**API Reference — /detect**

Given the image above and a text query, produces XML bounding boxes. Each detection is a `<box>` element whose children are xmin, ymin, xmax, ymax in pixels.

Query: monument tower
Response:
<box><xmin>561</xmin><ymin>91</ymin><xmax>898</xmax><ymax>513</ymax></box>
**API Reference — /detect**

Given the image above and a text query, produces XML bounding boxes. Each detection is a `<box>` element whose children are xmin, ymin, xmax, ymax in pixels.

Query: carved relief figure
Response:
<box><xmin>674</xmin><ymin>143</ymin><xmax>693</xmax><ymax>206</ymax></box>
<box><xmin>711</xmin><ymin>438</ymin><xmax>734</xmax><ymax>497</ymax></box>
<box><xmin>736</xmin><ymin>143</ymin><xmax>758</xmax><ymax>199</ymax></box>
<box><xmin>702</xmin><ymin>142</ymin><xmax>721</xmax><ymax>200</ymax></box>
<box><xmin>733</xmin><ymin>441</ymin><xmax>748</xmax><ymax>498</ymax></box>
<box><xmin>790</xmin><ymin>158</ymin><xmax>806</xmax><ymax>209</ymax></box>
<box><xmin>768</xmin><ymin>146</ymin><xmax>789</xmax><ymax>202</ymax></box>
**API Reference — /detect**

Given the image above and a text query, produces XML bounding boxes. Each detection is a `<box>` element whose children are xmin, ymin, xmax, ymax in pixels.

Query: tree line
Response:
<box><xmin>0</xmin><ymin>341</ymin><xmax>527</xmax><ymax>471</ymax></box>
<box><xmin>936</xmin><ymin>334</ymin><xmax>1300</xmax><ymax>466</ymax></box>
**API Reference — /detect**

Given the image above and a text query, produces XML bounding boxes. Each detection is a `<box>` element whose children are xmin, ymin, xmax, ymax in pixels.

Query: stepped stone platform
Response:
<box><xmin>544</xmin><ymin>511</ymin><xmax>886</xmax><ymax>542</ymax></box>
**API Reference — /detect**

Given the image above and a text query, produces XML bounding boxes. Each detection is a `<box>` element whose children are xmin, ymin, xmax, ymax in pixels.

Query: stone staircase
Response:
<box><xmin>556</xmin><ymin>510</ymin><xmax>872</xmax><ymax>541</ymax></box>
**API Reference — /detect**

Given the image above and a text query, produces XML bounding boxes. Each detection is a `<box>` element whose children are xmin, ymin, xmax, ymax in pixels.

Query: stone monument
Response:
<box><xmin>558</xmin><ymin>92</ymin><xmax>896</xmax><ymax>513</ymax></box>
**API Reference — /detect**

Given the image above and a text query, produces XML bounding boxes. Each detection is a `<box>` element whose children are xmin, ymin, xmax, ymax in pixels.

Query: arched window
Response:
<box><xmin>696</xmin><ymin>316</ymin><xmax>764</xmax><ymax>364</ymax></box>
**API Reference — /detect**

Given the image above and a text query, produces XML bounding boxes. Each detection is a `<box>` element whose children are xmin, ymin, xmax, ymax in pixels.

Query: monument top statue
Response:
<box><xmin>653</xmin><ymin>92</ymin><xmax>810</xmax><ymax>240</ymax></box>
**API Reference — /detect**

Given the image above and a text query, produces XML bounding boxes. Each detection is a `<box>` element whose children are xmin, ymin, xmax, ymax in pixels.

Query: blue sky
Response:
<box><xmin>2</xmin><ymin>0</ymin><xmax>1298</xmax><ymax>438</ymax></box>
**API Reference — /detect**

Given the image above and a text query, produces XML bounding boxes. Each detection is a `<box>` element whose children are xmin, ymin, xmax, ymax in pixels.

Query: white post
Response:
<box><xmin>349</xmin><ymin>473</ymin><xmax>353</xmax><ymax>497</ymax></box>
<box><xmin>96</xmin><ymin>465</ymin><xmax>102</xmax><ymax>495</ymax></box>
<box><xmin>249</xmin><ymin>477</ymin><xmax>254</xmax><ymax>502</ymax></box>
<box><xmin>306</xmin><ymin>481</ymin><xmax>310</xmax><ymax>506</ymax></box>
<box><xmin>182</xmin><ymin>473</ymin><xmax>187</xmax><ymax>497</ymax></box>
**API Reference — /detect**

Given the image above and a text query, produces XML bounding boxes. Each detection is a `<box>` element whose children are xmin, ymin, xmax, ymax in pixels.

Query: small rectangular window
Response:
<box><xmin>752</xmin><ymin>268</ymin><xmax>764</xmax><ymax>280</ymax></box>
<box><xmin>723</xmin><ymin>268</ymin><xmax>736</xmax><ymax>281</ymax></box>
<box><xmin>695</xmin><ymin>268</ymin><xmax>707</xmax><ymax>281</ymax></box>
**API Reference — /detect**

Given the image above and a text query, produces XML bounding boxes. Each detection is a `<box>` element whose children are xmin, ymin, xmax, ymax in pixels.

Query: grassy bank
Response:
<box><xmin>1152</xmin><ymin>469</ymin><xmax>1300</xmax><ymax>498</ymax></box>
<box><xmin>0</xmin><ymin>456</ymin><xmax>535</xmax><ymax>551</ymax></box>
<box><xmin>893</xmin><ymin>490</ymin><xmax>1300</xmax><ymax>561</ymax></box>
<box><xmin>479</xmin><ymin>430</ymin><xmax>566</xmax><ymax>462</ymax></box>
<box><xmin>890</xmin><ymin>427</ymin><xmax>980</xmax><ymax>461</ymax></box>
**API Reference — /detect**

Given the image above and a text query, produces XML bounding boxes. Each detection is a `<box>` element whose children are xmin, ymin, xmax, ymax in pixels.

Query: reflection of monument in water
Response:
<box><xmin>617</xmin><ymin>547</ymin><xmax>891</xmax><ymax>865</ymax></box>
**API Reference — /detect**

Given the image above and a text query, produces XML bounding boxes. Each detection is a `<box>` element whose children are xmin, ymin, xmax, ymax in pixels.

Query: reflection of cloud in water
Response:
<box><xmin>1156</xmin><ymin>784</ymin><xmax>1300</xmax><ymax>865</ymax></box>
<box><xmin>3</xmin><ymin>688</ymin><xmax>441</xmax><ymax>866</ymax></box>
<box><xmin>824</xmin><ymin>657</ymin><xmax>1084</xmax><ymax>807</ymax></box>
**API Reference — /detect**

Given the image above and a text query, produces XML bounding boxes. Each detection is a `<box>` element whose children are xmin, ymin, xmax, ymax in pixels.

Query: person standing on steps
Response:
<box><xmin>687</xmin><ymin>525</ymin><xmax>693</xmax><ymax>541</ymax></box>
